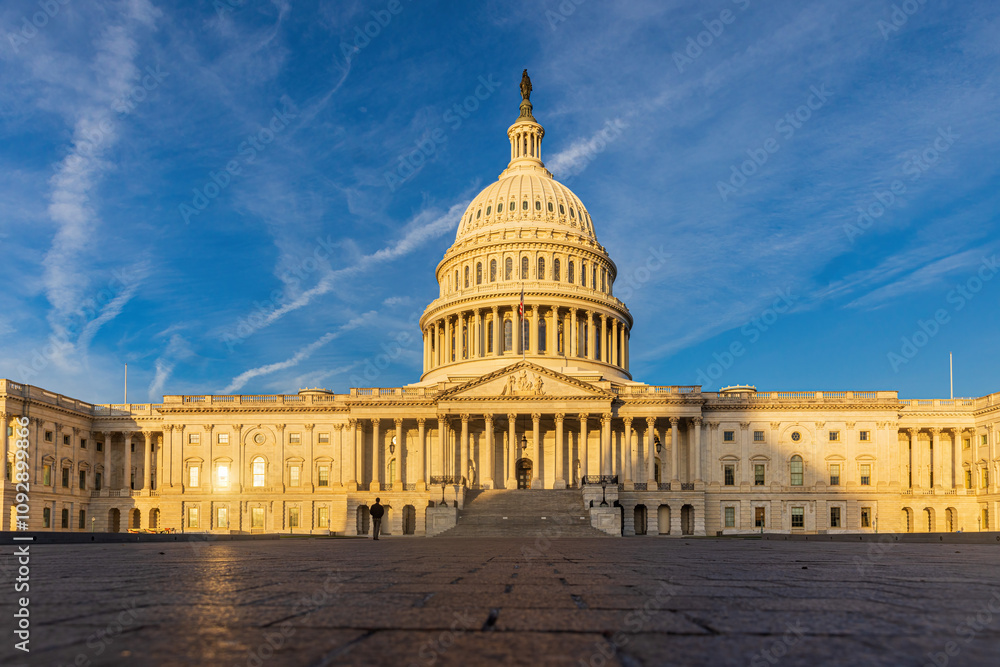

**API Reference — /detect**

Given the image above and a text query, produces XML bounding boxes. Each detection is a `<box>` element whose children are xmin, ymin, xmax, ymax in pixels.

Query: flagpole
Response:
<box><xmin>521</xmin><ymin>281</ymin><xmax>526</xmax><ymax>361</ymax></box>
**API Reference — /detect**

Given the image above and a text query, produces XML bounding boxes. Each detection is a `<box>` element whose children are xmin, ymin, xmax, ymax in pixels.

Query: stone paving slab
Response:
<box><xmin>1</xmin><ymin>538</ymin><xmax>999</xmax><ymax>665</ymax></box>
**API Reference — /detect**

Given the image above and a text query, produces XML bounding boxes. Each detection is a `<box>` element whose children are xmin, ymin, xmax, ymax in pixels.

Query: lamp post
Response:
<box><xmin>91</xmin><ymin>517</ymin><xmax>95</xmax><ymax>533</ymax></box>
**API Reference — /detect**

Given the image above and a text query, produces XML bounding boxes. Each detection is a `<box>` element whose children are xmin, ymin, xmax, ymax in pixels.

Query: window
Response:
<box><xmin>860</xmin><ymin>507</ymin><xmax>871</xmax><ymax>528</ymax></box>
<box><xmin>318</xmin><ymin>507</ymin><xmax>329</xmax><ymax>528</ymax></box>
<box><xmin>497</xmin><ymin>202</ymin><xmax>503</xmax><ymax>212</ymax></box>
<box><xmin>79</xmin><ymin>470</ymin><xmax>86</xmax><ymax>490</ymax></box>
<box><xmin>217</xmin><ymin>464</ymin><xmax>229</xmax><ymax>487</ymax></box>
<box><xmin>61</xmin><ymin>509</ymin><xmax>69</xmax><ymax>529</ymax></box>
<box><xmin>830</xmin><ymin>507</ymin><xmax>841</xmax><ymax>528</ymax></box>
<box><xmin>724</xmin><ymin>465</ymin><xmax>735</xmax><ymax>486</ymax></box>
<box><xmin>754</xmin><ymin>507</ymin><xmax>765</xmax><ymax>527</ymax></box>
<box><xmin>829</xmin><ymin>431</ymin><xmax>840</xmax><ymax>442</ymax></box>
<box><xmin>189</xmin><ymin>433</ymin><xmax>200</xmax><ymax>444</ymax></box>
<box><xmin>505</xmin><ymin>257</ymin><xmax>512</xmax><ymax>280</ymax></box>
<box><xmin>318</xmin><ymin>466</ymin><xmax>330</xmax><ymax>487</ymax></box>
<box><xmin>43</xmin><ymin>464</ymin><xmax>51</xmax><ymax>486</ymax></box>
<box><xmin>476</xmin><ymin>263</ymin><xmax>482</xmax><ymax>285</ymax></box>
<box><xmin>859</xmin><ymin>430</ymin><xmax>870</xmax><ymax>442</ymax></box>
<box><xmin>982</xmin><ymin>468</ymin><xmax>989</xmax><ymax>488</ymax></box>
<box><xmin>537</xmin><ymin>257</ymin><xmax>545</xmax><ymax>279</ymax></box>
<box><xmin>753</xmin><ymin>431</ymin><xmax>764</xmax><ymax>442</ymax></box>
<box><xmin>188</xmin><ymin>507</ymin><xmax>199</xmax><ymax>529</ymax></box>
<box><xmin>486</xmin><ymin>205</ymin><xmax>491</xmax><ymax>215</ymax></box>
<box><xmin>568</xmin><ymin>261</ymin><xmax>575</xmax><ymax>283</ymax></box>
<box><xmin>43</xmin><ymin>507</ymin><xmax>51</xmax><ymax>528</ymax></box>
<box><xmin>829</xmin><ymin>464</ymin><xmax>840</xmax><ymax>486</ymax></box>
<box><xmin>791</xmin><ymin>507</ymin><xmax>804</xmax><ymax>529</ymax></box>
<box><xmin>535</xmin><ymin>200</ymin><xmax>541</xmax><ymax>210</ymax></box>
<box><xmin>553</xmin><ymin>259</ymin><xmax>561</xmax><ymax>281</ymax></box>
<box><xmin>963</xmin><ymin>438</ymin><xmax>971</xmax><ymax>449</ymax></box>
<box><xmin>522</xmin><ymin>200</ymin><xmax>528</xmax><ymax>210</ymax></box>
<box><xmin>490</xmin><ymin>259</ymin><xmax>497</xmax><ymax>282</ymax></box>
<box><xmin>476</xmin><ymin>208</ymin><xmax>481</xmax><ymax>219</ymax></box>
<box><xmin>754</xmin><ymin>464</ymin><xmax>765</xmax><ymax>486</ymax></box>
<box><xmin>724</xmin><ymin>507</ymin><xmax>735</xmax><ymax>528</ymax></box>
<box><xmin>538</xmin><ymin>318</ymin><xmax>547</xmax><ymax>353</ymax></box>
<box><xmin>78</xmin><ymin>510</ymin><xmax>86</xmax><ymax>530</ymax></box>
<box><xmin>601</xmin><ymin>270</ymin><xmax>606</xmax><ymax>292</ymax></box>
<box><xmin>791</xmin><ymin>431</ymin><xmax>801</xmax><ymax>442</ymax></box>
<box><xmin>581</xmin><ymin>262</ymin><xmax>587</xmax><ymax>286</ymax></box>
<box><xmin>63</xmin><ymin>434</ymin><xmax>70</xmax><ymax>445</ymax></box>
<box><xmin>289</xmin><ymin>465</ymin><xmax>301</xmax><ymax>487</ymax></box>
<box><xmin>217</xmin><ymin>506</ymin><xmax>228</xmax><ymax>529</ymax></box>
<box><xmin>289</xmin><ymin>507</ymin><xmax>300</xmax><ymax>528</ymax></box>
<box><xmin>95</xmin><ymin>472</ymin><xmax>102</xmax><ymax>491</ymax></box>
<box><xmin>316</xmin><ymin>432</ymin><xmax>329</xmax><ymax>444</ymax></box>
<box><xmin>547</xmin><ymin>201</ymin><xmax>553</xmax><ymax>212</ymax></box>
<box><xmin>251</xmin><ymin>507</ymin><xmax>265</xmax><ymax>528</ymax></box>
<box><xmin>189</xmin><ymin>466</ymin><xmax>200</xmax><ymax>488</ymax></box>
<box><xmin>559</xmin><ymin>203</ymin><xmax>565</xmax><ymax>215</ymax></box>
<box><xmin>723</xmin><ymin>430</ymin><xmax>735</xmax><ymax>442</ymax></box>
<box><xmin>45</xmin><ymin>430</ymin><xmax>53</xmax><ymax>442</ymax></box>
<box><xmin>982</xmin><ymin>434</ymin><xmax>989</xmax><ymax>446</ymax></box>
<box><xmin>790</xmin><ymin>456</ymin><xmax>803</xmax><ymax>486</ymax></box>
<box><xmin>503</xmin><ymin>319</ymin><xmax>512</xmax><ymax>352</ymax></box>
<box><xmin>218</xmin><ymin>433</ymin><xmax>229</xmax><ymax>444</ymax></box>
<box><xmin>80</xmin><ymin>438</ymin><xmax>87</xmax><ymax>449</ymax></box>
<box><xmin>570</xmin><ymin>207</ymin><xmax>576</xmax><ymax>218</ymax></box>
<box><xmin>860</xmin><ymin>464</ymin><xmax>871</xmax><ymax>486</ymax></box>
<box><xmin>97</xmin><ymin>440</ymin><xmax>103</xmax><ymax>452</ymax></box>
<box><xmin>252</xmin><ymin>458</ymin><xmax>266</xmax><ymax>487</ymax></box>
<box><xmin>464</xmin><ymin>266</ymin><xmax>469</xmax><ymax>288</ymax></box>
<box><xmin>521</xmin><ymin>256</ymin><xmax>528</xmax><ymax>279</ymax></box>
<box><xmin>289</xmin><ymin>433</ymin><xmax>301</xmax><ymax>444</ymax></box>
<box><xmin>965</xmin><ymin>470</ymin><xmax>972</xmax><ymax>489</ymax></box>
<box><xmin>61</xmin><ymin>467</ymin><xmax>70</xmax><ymax>488</ymax></box>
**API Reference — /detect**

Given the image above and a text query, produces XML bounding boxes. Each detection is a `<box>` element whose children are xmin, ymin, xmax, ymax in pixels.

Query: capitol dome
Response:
<box><xmin>418</xmin><ymin>72</ymin><xmax>633</xmax><ymax>383</ymax></box>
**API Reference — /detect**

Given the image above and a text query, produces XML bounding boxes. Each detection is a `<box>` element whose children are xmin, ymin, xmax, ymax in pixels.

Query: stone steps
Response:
<box><xmin>434</xmin><ymin>489</ymin><xmax>611</xmax><ymax>537</ymax></box>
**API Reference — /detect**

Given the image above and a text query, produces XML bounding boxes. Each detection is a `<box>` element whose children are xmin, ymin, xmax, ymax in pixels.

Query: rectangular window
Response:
<box><xmin>724</xmin><ymin>465</ymin><xmax>735</xmax><ymax>486</ymax></box>
<box><xmin>318</xmin><ymin>466</ymin><xmax>329</xmax><ymax>487</ymax></box>
<box><xmin>830</xmin><ymin>507</ymin><xmax>841</xmax><ymax>528</ymax></box>
<box><xmin>217</xmin><ymin>506</ymin><xmax>228</xmax><ymax>529</ymax></box>
<box><xmin>754</xmin><ymin>464</ymin><xmax>765</xmax><ymax>486</ymax></box>
<box><xmin>964</xmin><ymin>438</ymin><xmax>971</xmax><ymax>449</ymax></box>
<box><xmin>217</xmin><ymin>464</ymin><xmax>229</xmax><ymax>487</ymax></box>
<box><xmin>753</xmin><ymin>430</ymin><xmax>764</xmax><ymax>442</ymax></box>
<box><xmin>188</xmin><ymin>507</ymin><xmax>199</xmax><ymax>528</ymax></box>
<box><xmin>754</xmin><ymin>507</ymin><xmax>765</xmax><ymax>528</ymax></box>
<box><xmin>43</xmin><ymin>464</ymin><xmax>51</xmax><ymax>486</ymax></box>
<box><xmin>318</xmin><ymin>507</ymin><xmax>329</xmax><ymax>528</ymax></box>
<box><xmin>189</xmin><ymin>433</ymin><xmax>200</xmax><ymax>444</ymax></box>
<box><xmin>723</xmin><ymin>430</ymin><xmax>735</xmax><ymax>442</ymax></box>
<box><xmin>289</xmin><ymin>465</ymin><xmax>301</xmax><ymax>487</ymax></box>
<box><xmin>791</xmin><ymin>507</ymin><xmax>804</xmax><ymax>529</ymax></box>
<box><xmin>45</xmin><ymin>430</ymin><xmax>53</xmax><ymax>442</ymax></box>
<box><xmin>860</xmin><ymin>507</ymin><xmax>871</xmax><ymax>528</ymax></box>
<box><xmin>61</xmin><ymin>509</ymin><xmax>69</xmax><ymax>529</ymax></box>
<box><xmin>318</xmin><ymin>432</ymin><xmax>330</xmax><ymax>444</ymax></box>
<box><xmin>252</xmin><ymin>507</ymin><xmax>265</xmax><ymax>529</ymax></box>
<box><xmin>97</xmin><ymin>440</ymin><xmax>103</xmax><ymax>452</ymax></box>
<box><xmin>982</xmin><ymin>469</ymin><xmax>989</xmax><ymax>488</ymax></box>
<box><xmin>965</xmin><ymin>470</ymin><xmax>972</xmax><ymax>489</ymax></box>
<box><xmin>860</xmin><ymin>464</ymin><xmax>871</xmax><ymax>486</ymax></box>
<box><xmin>63</xmin><ymin>434</ymin><xmax>70</xmax><ymax>445</ymax></box>
<box><xmin>79</xmin><ymin>510</ymin><xmax>86</xmax><ymax>529</ymax></box>
<box><xmin>790</xmin><ymin>459</ymin><xmax>803</xmax><ymax>486</ymax></box>
<box><xmin>80</xmin><ymin>438</ymin><xmax>87</xmax><ymax>449</ymax></box>
<box><xmin>43</xmin><ymin>507</ymin><xmax>51</xmax><ymax>528</ymax></box>
<box><xmin>79</xmin><ymin>470</ymin><xmax>86</xmax><ymax>490</ymax></box>
<box><xmin>724</xmin><ymin>506</ymin><xmax>735</xmax><ymax>527</ymax></box>
<box><xmin>289</xmin><ymin>433</ymin><xmax>301</xmax><ymax>444</ymax></box>
<box><xmin>218</xmin><ymin>433</ymin><xmax>229</xmax><ymax>444</ymax></box>
<box><xmin>61</xmin><ymin>467</ymin><xmax>70</xmax><ymax>488</ymax></box>
<box><xmin>859</xmin><ymin>431</ymin><xmax>870</xmax><ymax>442</ymax></box>
<box><xmin>829</xmin><ymin>431</ymin><xmax>839</xmax><ymax>442</ymax></box>
<box><xmin>830</xmin><ymin>464</ymin><xmax>840</xmax><ymax>486</ymax></box>
<box><xmin>982</xmin><ymin>434</ymin><xmax>989</xmax><ymax>446</ymax></box>
<box><xmin>289</xmin><ymin>507</ymin><xmax>300</xmax><ymax>528</ymax></box>
<box><xmin>189</xmin><ymin>466</ymin><xmax>199</xmax><ymax>488</ymax></box>
<box><xmin>95</xmin><ymin>472</ymin><xmax>102</xmax><ymax>491</ymax></box>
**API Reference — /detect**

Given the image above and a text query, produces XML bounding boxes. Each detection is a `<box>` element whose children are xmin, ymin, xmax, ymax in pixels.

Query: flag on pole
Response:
<box><xmin>518</xmin><ymin>287</ymin><xmax>524</xmax><ymax>319</ymax></box>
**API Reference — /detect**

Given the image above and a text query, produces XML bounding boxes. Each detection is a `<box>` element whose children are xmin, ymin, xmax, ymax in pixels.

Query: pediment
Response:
<box><xmin>437</xmin><ymin>361</ymin><xmax>615</xmax><ymax>401</ymax></box>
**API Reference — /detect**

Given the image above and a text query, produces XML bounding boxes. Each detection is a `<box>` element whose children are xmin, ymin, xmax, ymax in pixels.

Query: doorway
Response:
<box><xmin>516</xmin><ymin>459</ymin><xmax>532</xmax><ymax>489</ymax></box>
<box><xmin>107</xmin><ymin>508</ymin><xmax>120</xmax><ymax>533</ymax></box>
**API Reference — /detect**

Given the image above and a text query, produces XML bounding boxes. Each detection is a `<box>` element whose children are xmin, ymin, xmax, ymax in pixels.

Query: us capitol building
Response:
<box><xmin>3</xmin><ymin>74</ymin><xmax>998</xmax><ymax>538</ymax></box>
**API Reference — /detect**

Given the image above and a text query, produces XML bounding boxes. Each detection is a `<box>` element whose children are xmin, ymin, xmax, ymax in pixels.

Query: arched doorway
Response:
<box><xmin>945</xmin><ymin>507</ymin><xmax>957</xmax><ymax>532</ymax></box>
<box><xmin>515</xmin><ymin>458</ymin><xmax>532</xmax><ymax>489</ymax></box>
<box><xmin>149</xmin><ymin>508</ymin><xmax>160</xmax><ymax>530</ymax></box>
<box><xmin>402</xmin><ymin>505</ymin><xmax>416</xmax><ymax>535</ymax></box>
<box><xmin>924</xmin><ymin>507</ymin><xmax>935</xmax><ymax>532</ymax></box>
<box><xmin>108</xmin><ymin>508</ymin><xmax>120</xmax><ymax>533</ymax></box>
<box><xmin>130</xmin><ymin>509</ymin><xmax>141</xmax><ymax>530</ymax></box>
<box><xmin>356</xmin><ymin>505</ymin><xmax>370</xmax><ymax>535</ymax></box>
<box><xmin>657</xmin><ymin>505</ymin><xmax>670</xmax><ymax>535</ymax></box>
<box><xmin>902</xmin><ymin>507</ymin><xmax>913</xmax><ymax>533</ymax></box>
<box><xmin>382</xmin><ymin>506</ymin><xmax>393</xmax><ymax>535</ymax></box>
<box><xmin>681</xmin><ymin>505</ymin><xmax>694</xmax><ymax>536</ymax></box>
<box><xmin>634</xmin><ymin>504</ymin><xmax>647</xmax><ymax>536</ymax></box>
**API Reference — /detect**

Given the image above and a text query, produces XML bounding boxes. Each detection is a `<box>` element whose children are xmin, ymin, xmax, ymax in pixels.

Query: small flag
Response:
<box><xmin>518</xmin><ymin>287</ymin><xmax>524</xmax><ymax>318</ymax></box>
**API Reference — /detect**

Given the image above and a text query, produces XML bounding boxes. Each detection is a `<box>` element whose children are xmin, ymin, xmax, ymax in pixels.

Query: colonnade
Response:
<box><xmin>901</xmin><ymin>427</ymin><xmax>978</xmax><ymax>491</ymax></box>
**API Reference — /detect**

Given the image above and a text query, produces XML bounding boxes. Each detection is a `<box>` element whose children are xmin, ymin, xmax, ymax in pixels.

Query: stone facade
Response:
<box><xmin>3</xmin><ymin>82</ymin><xmax>999</xmax><ymax>537</ymax></box>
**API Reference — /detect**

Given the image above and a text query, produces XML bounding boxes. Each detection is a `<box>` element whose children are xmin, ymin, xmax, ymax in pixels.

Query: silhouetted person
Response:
<box><xmin>370</xmin><ymin>498</ymin><xmax>384</xmax><ymax>540</ymax></box>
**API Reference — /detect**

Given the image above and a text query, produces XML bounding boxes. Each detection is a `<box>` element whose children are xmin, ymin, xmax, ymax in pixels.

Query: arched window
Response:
<box><xmin>504</xmin><ymin>257</ymin><xmax>513</xmax><ymax>280</ymax></box>
<box><xmin>537</xmin><ymin>257</ymin><xmax>545</xmax><ymax>280</ymax></box>
<box><xmin>557</xmin><ymin>321</ymin><xmax>564</xmax><ymax>354</ymax></box>
<box><xmin>464</xmin><ymin>266</ymin><xmax>470</xmax><ymax>288</ymax></box>
<box><xmin>503</xmin><ymin>319</ymin><xmax>513</xmax><ymax>352</ymax></box>
<box><xmin>490</xmin><ymin>259</ymin><xmax>497</xmax><ymax>282</ymax></box>
<box><xmin>570</xmin><ymin>208</ymin><xmax>576</xmax><ymax>219</ymax></box>
<box><xmin>462</xmin><ymin>325</ymin><xmax>468</xmax><ymax>359</ymax></box>
<box><xmin>252</xmin><ymin>457</ymin><xmax>265</xmax><ymax>488</ymax></box>
<box><xmin>535</xmin><ymin>200</ymin><xmax>541</xmax><ymax>210</ymax></box>
<box><xmin>548</xmin><ymin>202</ymin><xmax>553</xmax><ymax>212</ymax></box>
<box><xmin>601</xmin><ymin>270</ymin><xmax>606</xmax><ymax>292</ymax></box>
<box><xmin>538</xmin><ymin>317</ymin><xmax>547</xmax><ymax>353</ymax></box>
<box><xmin>522</xmin><ymin>200</ymin><xmax>528</xmax><ymax>210</ymax></box>
<box><xmin>476</xmin><ymin>262</ymin><xmax>483</xmax><ymax>285</ymax></box>
<box><xmin>486</xmin><ymin>205</ymin><xmax>491</xmax><ymax>216</ymax></box>
<box><xmin>487</xmin><ymin>320</ymin><xmax>494</xmax><ymax>353</ymax></box>
<box><xmin>521</xmin><ymin>257</ymin><xmax>528</xmax><ymax>280</ymax></box>
<box><xmin>559</xmin><ymin>203</ymin><xmax>565</xmax><ymax>215</ymax></box>
<box><xmin>567</xmin><ymin>261</ymin><xmax>574</xmax><ymax>283</ymax></box>
<box><xmin>454</xmin><ymin>270</ymin><xmax>459</xmax><ymax>291</ymax></box>
<box><xmin>581</xmin><ymin>262</ymin><xmax>587</xmax><ymax>286</ymax></box>
<box><xmin>497</xmin><ymin>202</ymin><xmax>503</xmax><ymax>213</ymax></box>
<box><xmin>476</xmin><ymin>208</ymin><xmax>481</xmax><ymax>219</ymax></box>
<box><xmin>592</xmin><ymin>267</ymin><xmax>597</xmax><ymax>289</ymax></box>
<box><xmin>790</xmin><ymin>456</ymin><xmax>803</xmax><ymax>486</ymax></box>
<box><xmin>553</xmin><ymin>259</ymin><xmax>561</xmax><ymax>281</ymax></box>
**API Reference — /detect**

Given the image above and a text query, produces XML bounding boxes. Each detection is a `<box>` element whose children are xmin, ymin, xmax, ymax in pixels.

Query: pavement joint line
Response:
<box><xmin>309</xmin><ymin>629</ymin><xmax>376</xmax><ymax>667</ymax></box>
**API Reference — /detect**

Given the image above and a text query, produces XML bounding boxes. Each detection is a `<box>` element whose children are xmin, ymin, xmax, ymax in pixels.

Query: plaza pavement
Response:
<box><xmin>2</xmin><ymin>537</ymin><xmax>999</xmax><ymax>666</ymax></box>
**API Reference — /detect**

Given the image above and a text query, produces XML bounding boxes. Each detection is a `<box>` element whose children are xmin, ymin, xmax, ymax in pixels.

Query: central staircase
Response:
<box><xmin>434</xmin><ymin>489</ymin><xmax>611</xmax><ymax>537</ymax></box>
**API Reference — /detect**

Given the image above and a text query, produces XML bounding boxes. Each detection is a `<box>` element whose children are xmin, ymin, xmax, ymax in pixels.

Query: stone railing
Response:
<box><xmin>429</xmin><ymin>476</ymin><xmax>460</xmax><ymax>485</ymax></box>
<box><xmin>613</xmin><ymin>385</ymin><xmax>700</xmax><ymax>395</ymax></box>
<box><xmin>681</xmin><ymin>483</ymin><xmax>695</xmax><ymax>491</ymax></box>
<box><xmin>583</xmin><ymin>475</ymin><xmax>618</xmax><ymax>485</ymax></box>
<box><xmin>708</xmin><ymin>390</ymin><xmax>899</xmax><ymax>403</ymax></box>
<box><xmin>632</xmin><ymin>482</ymin><xmax>647</xmax><ymax>491</ymax></box>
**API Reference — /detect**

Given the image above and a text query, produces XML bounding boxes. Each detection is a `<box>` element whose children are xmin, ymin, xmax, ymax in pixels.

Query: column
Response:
<box><xmin>437</xmin><ymin>416</ymin><xmax>447</xmax><ymax>481</ymax></box>
<box><xmin>206</xmin><ymin>424</ymin><xmax>215</xmax><ymax>492</ymax></box>
<box><xmin>623</xmin><ymin>417</ymin><xmax>633</xmax><ymax>486</ymax></box>
<box><xmin>931</xmin><ymin>428</ymin><xmax>942</xmax><ymax>490</ymax></box>
<box><xmin>670</xmin><ymin>418</ymin><xmax>680</xmax><ymax>484</ymax></box>
<box><xmin>903</xmin><ymin>428</ymin><xmax>913</xmax><ymax>488</ymax></box>
<box><xmin>579</xmin><ymin>414</ymin><xmax>590</xmax><ymax>481</ymax></box>
<box><xmin>693</xmin><ymin>418</ymin><xmax>703</xmax><ymax>483</ymax></box>
<box><xmin>506</xmin><ymin>413</ymin><xmax>517</xmax><ymax>489</ymax></box>
<box><xmin>601</xmin><ymin>413</ymin><xmax>612</xmax><ymax>477</ymax></box>
<box><xmin>612</xmin><ymin>319</ymin><xmax>619</xmax><ymax>366</ymax></box>
<box><xmin>142</xmin><ymin>432</ymin><xmax>153</xmax><ymax>492</ymax></box>
<box><xmin>601</xmin><ymin>314</ymin><xmax>609</xmax><ymax>363</ymax></box>
<box><xmin>587</xmin><ymin>312</ymin><xmax>596</xmax><ymax>361</ymax></box>
<box><xmin>103</xmin><ymin>431</ymin><xmax>112</xmax><ymax>491</ymax></box>
<box><xmin>646</xmin><ymin>418</ymin><xmax>656</xmax><ymax>485</ymax></box>
<box><xmin>460</xmin><ymin>414</ymin><xmax>470</xmax><ymax>486</ymax></box>
<box><xmin>333</xmin><ymin>424</ymin><xmax>345</xmax><ymax>488</ymax></box>
<box><xmin>446</xmin><ymin>317</ymin><xmax>454</xmax><ymax>363</ymax></box>
<box><xmin>394</xmin><ymin>418</ymin><xmax>404</xmax><ymax>488</ymax></box>
<box><xmin>346</xmin><ymin>419</ymin><xmax>358</xmax><ymax>488</ymax></box>
<box><xmin>122</xmin><ymin>431</ymin><xmax>133</xmax><ymax>491</ymax></box>
<box><xmin>476</xmin><ymin>309</ymin><xmax>484</xmax><ymax>358</ymax></box>
<box><xmin>370</xmin><ymin>418</ymin><xmax>380</xmax><ymax>491</ymax></box>
<box><xmin>528</xmin><ymin>306</ymin><xmax>537</xmax><ymax>354</ymax></box>
<box><xmin>548</xmin><ymin>307</ymin><xmax>557</xmax><ymax>356</ymax></box>
<box><xmin>554</xmin><ymin>413</ymin><xmax>565</xmax><ymax>489</ymax></box>
<box><xmin>624</xmin><ymin>329</ymin><xmax>630</xmax><ymax>371</ymax></box>
<box><xmin>951</xmin><ymin>428</ymin><xmax>961</xmax><ymax>491</ymax></box>
<box><xmin>483</xmin><ymin>415</ymin><xmax>494</xmax><ymax>489</ymax></box>
<box><xmin>0</xmin><ymin>413</ymin><xmax>8</xmax><ymax>466</ymax></box>
<box><xmin>416</xmin><ymin>418</ymin><xmax>426</xmax><ymax>487</ymax></box>
<box><xmin>531</xmin><ymin>413</ymin><xmax>541</xmax><ymax>488</ymax></box>
<box><xmin>571</xmin><ymin>309</ymin><xmax>579</xmax><ymax>357</ymax></box>
<box><xmin>492</xmin><ymin>306</ymin><xmax>500</xmax><ymax>357</ymax></box>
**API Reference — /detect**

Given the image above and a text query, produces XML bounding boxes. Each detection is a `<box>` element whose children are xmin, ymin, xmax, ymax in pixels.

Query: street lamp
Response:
<box><xmin>654</xmin><ymin>437</ymin><xmax>662</xmax><ymax>455</ymax></box>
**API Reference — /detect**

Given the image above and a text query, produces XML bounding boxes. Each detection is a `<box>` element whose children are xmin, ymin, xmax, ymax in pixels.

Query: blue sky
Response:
<box><xmin>1</xmin><ymin>0</ymin><xmax>999</xmax><ymax>404</ymax></box>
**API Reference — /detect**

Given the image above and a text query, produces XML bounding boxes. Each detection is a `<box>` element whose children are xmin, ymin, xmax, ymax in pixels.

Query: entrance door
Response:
<box><xmin>754</xmin><ymin>507</ymin><xmax>765</xmax><ymax>528</ymax></box>
<box><xmin>516</xmin><ymin>459</ymin><xmax>532</xmax><ymax>489</ymax></box>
